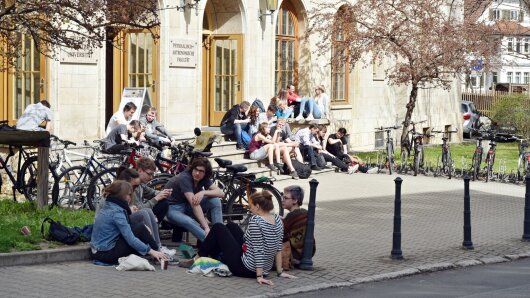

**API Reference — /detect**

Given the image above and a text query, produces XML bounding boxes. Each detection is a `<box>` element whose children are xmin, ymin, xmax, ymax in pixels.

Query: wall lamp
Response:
<box><xmin>178</xmin><ymin>0</ymin><xmax>201</xmax><ymax>16</ymax></box>
<box><xmin>258</xmin><ymin>0</ymin><xmax>278</xmax><ymax>24</ymax></box>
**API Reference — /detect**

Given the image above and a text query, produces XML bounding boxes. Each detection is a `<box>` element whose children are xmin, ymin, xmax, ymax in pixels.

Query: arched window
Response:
<box><xmin>275</xmin><ymin>2</ymin><xmax>298</xmax><ymax>92</ymax></box>
<box><xmin>331</xmin><ymin>8</ymin><xmax>350</xmax><ymax>103</ymax></box>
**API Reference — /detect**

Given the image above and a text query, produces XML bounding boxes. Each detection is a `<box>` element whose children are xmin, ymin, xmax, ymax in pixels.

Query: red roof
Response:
<box><xmin>493</xmin><ymin>20</ymin><xmax>530</xmax><ymax>35</ymax></box>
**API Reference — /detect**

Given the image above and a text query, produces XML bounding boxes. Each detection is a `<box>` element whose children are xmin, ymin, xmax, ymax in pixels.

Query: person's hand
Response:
<box><xmin>257</xmin><ymin>276</ymin><xmax>273</xmax><ymax>286</ymax></box>
<box><xmin>204</xmin><ymin>227</ymin><xmax>210</xmax><ymax>236</ymax></box>
<box><xmin>131</xmin><ymin>205</ymin><xmax>139</xmax><ymax>213</ymax></box>
<box><xmin>149</xmin><ymin>249</ymin><xmax>169</xmax><ymax>262</ymax></box>
<box><xmin>155</xmin><ymin>189</ymin><xmax>172</xmax><ymax>201</ymax></box>
<box><xmin>278</xmin><ymin>272</ymin><xmax>297</xmax><ymax>279</ymax></box>
<box><xmin>192</xmin><ymin>191</ymin><xmax>205</xmax><ymax>205</ymax></box>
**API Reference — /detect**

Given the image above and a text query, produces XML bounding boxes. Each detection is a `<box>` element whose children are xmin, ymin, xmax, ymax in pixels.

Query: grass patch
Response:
<box><xmin>354</xmin><ymin>142</ymin><xmax>520</xmax><ymax>173</ymax></box>
<box><xmin>0</xmin><ymin>199</ymin><xmax>94</xmax><ymax>253</ymax></box>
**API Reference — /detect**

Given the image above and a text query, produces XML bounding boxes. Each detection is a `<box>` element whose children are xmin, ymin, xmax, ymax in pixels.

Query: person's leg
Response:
<box><xmin>220</xmin><ymin>124</ymin><xmax>234</xmax><ymax>136</ymax></box>
<box><xmin>282</xmin><ymin>153</ymin><xmax>296</xmax><ymax>172</ymax></box>
<box><xmin>294</xmin><ymin>147</ymin><xmax>304</xmax><ymax>163</ymax></box>
<box><xmin>306</xmin><ymin>98</ymin><xmax>315</xmax><ymax>115</ymax></box>
<box><xmin>234</xmin><ymin>123</ymin><xmax>242</xmax><ymax>146</ymax></box>
<box><xmin>225</xmin><ymin>222</ymin><xmax>245</xmax><ymax>245</ymax></box>
<box><xmin>303</xmin><ymin>145</ymin><xmax>317</xmax><ymax>166</ymax></box>
<box><xmin>201</xmin><ymin>197</ymin><xmax>223</xmax><ymax>224</ymax></box>
<box><xmin>313</xmin><ymin>104</ymin><xmax>322</xmax><ymax>119</ymax></box>
<box><xmin>131</xmin><ymin>221</ymin><xmax>159</xmax><ymax>250</ymax></box>
<box><xmin>324</xmin><ymin>153</ymin><xmax>348</xmax><ymax>171</ymax></box>
<box><xmin>296</xmin><ymin>98</ymin><xmax>308</xmax><ymax>119</ymax></box>
<box><xmin>92</xmin><ymin>236</ymin><xmax>136</xmax><ymax>264</ymax></box>
<box><xmin>198</xmin><ymin>223</ymin><xmax>253</xmax><ymax>277</ymax></box>
<box><xmin>138</xmin><ymin>209</ymin><xmax>161</xmax><ymax>248</ymax></box>
<box><xmin>152</xmin><ymin>200</ymin><xmax>169</xmax><ymax>223</ymax></box>
<box><xmin>268</xmin><ymin>144</ymin><xmax>276</xmax><ymax>165</ymax></box>
<box><xmin>166</xmin><ymin>204</ymin><xmax>206</xmax><ymax>241</ymax></box>
<box><xmin>105</xmin><ymin>144</ymin><xmax>128</xmax><ymax>154</ymax></box>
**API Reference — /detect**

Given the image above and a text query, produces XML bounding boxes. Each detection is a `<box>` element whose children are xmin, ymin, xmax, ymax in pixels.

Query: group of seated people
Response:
<box><xmin>220</xmin><ymin>94</ymin><xmax>378</xmax><ymax>177</ymax></box>
<box><xmin>90</xmin><ymin>156</ymin><xmax>312</xmax><ymax>284</ymax></box>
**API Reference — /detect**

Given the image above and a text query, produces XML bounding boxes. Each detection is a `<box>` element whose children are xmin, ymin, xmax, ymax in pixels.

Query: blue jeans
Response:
<box><xmin>298</xmin><ymin>97</ymin><xmax>322</xmax><ymax>118</ymax></box>
<box><xmin>221</xmin><ymin>123</ymin><xmax>249</xmax><ymax>146</ymax></box>
<box><xmin>166</xmin><ymin>197</ymin><xmax>223</xmax><ymax>242</ymax></box>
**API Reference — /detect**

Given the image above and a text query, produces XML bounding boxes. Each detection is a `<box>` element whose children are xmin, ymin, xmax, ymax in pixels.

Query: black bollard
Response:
<box><xmin>390</xmin><ymin>177</ymin><xmax>403</xmax><ymax>260</ymax></box>
<box><xmin>462</xmin><ymin>175</ymin><xmax>474</xmax><ymax>249</ymax></box>
<box><xmin>522</xmin><ymin>175</ymin><xmax>530</xmax><ymax>240</ymax></box>
<box><xmin>299</xmin><ymin>178</ymin><xmax>319</xmax><ymax>270</ymax></box>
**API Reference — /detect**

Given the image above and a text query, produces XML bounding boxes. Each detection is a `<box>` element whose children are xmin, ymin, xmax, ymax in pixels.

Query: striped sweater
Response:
<box><xmin>241</xmin><ymin>214</ymin><xmax>283</xmax><ymax>274</ymax></box>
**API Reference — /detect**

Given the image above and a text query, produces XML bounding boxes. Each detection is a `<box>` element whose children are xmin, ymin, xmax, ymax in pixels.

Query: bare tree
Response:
<box><xmin>0</xmin><ymin>0</ymin><xmax>160</xmax><ymax>69</ymax></box>
<box><xmin>308</xmin><ymin>0</ymin><xmax>500</xmax><ymax>147</ymax></box>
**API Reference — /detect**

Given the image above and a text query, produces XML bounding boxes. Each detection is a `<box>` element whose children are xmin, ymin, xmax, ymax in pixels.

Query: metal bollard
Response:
<box><xmin>299</xmin><ymin>179</ymin><xmax>319</xmax><ymax>270</ymax></box>
<box><xmin>391</xmin><ymin>177</ymin><xmax>404</xmax><ymax>260</ymax></box>
<box><xmin>462</xmin><ymin>175</ymin><xmax>474</xmax><ymax>249</ymax></box>
<box><xmin>522</xmin><ymin>175</ymin><xmax>530</xmax><ymax>240</ymax></box>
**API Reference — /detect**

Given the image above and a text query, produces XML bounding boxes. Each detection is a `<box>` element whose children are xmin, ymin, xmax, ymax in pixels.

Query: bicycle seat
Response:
<box><xmin>215</xmin><ymin>158</ymin><xmax>232</xmax><ymax>168</ymax></box>
<box><xmin>226</xmin><ymin>164</ymin><xmax>248</xmax><ymax>173</ymax></box>
<box><xmin>192</xmin><ymin>151</ymin><xmax>213</xmax><ymax>158</ymax></box>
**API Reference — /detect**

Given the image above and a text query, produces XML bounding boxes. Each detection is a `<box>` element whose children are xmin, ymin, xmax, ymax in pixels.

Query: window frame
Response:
<box><xmin>274</xmin><ymin>2</ymin><xmax>299</xmax><ymax>93</ymax></box>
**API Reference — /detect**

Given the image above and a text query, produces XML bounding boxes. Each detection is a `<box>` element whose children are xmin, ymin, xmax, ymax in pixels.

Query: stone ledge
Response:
<box><xmin>0</xmin><ymin>244</ymin><xmax>90</xmax><ymax>267</ymax></box>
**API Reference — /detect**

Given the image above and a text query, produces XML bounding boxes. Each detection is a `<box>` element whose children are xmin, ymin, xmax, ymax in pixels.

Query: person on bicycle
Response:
<box><xmin>91</xmin><ymin>180</ymin><xmax>169</xmax><ymax>264</ymax></box>
<box><xmin>105</xmin><ymin>102</ymin><xmax>137</xmax><ymax>136</ymax></box>
<box><xmin>16</xmin><ymin>100</ymin><xmax>53</xmax><ymax>132</ymax></box>
<box><xmin>100</xmin><ymin>120</ymin><xmax>141</xmax><ymax>154</ymax></box>
<box><xmin>139</xmin><ymin>107</ymin><xmax>173</xmax><ymax>147</ymax></box>
<box><xmin>281</xmin><ymin>185</ymin><xmax>316</xmax><ymax>268</ymax></box>
<box><xmin>178</xmin><ymin>191</ymin><xmax>297</xmax><ymax>285</ymax></box>
<box><xmin>163</xmin><ymin>158</ymin><xmax>225</xmax><ymax>243</ymax></box>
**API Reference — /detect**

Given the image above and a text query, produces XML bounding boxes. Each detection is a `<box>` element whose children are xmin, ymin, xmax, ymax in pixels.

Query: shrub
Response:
<box><xmin>491</xmin><ymin>93</ymin><xmax>530</xmax><ymax>138</ymax></box>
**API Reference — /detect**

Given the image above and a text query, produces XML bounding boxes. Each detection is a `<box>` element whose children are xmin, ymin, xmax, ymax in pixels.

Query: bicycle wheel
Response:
<box><xmin>387</xmin><ymin>142</ymin><xmax>394</xmax><ymax>175</ymax></box>
<box><xmin>225</xmin><ymin>182</ymin><xmax>283</xmax><ymax>231</ymax></box>
<box><xmin>146</xmin><ymin>176</ymin><xmax>171</xmax><ymax>191</ymax></box>
<box><xmin>414</xmin><ymin>150</ymin><xmax>422</xmax><ymax>176</ymax></box>
<box><xmin>446</xmin><ymin>151</ymin><xmax>453</xmax><ymax>179</ymax></box>
<box><xmin>472</xmin><ymin>153</ymin><xmax>481</xmax><ymax>181</ymax></box>
<box><xmin>399</xmin><ymin>150</ymin><xmax>408</xmax><ymax>174</ymax></box>
<box><xmin>517</xmin><ymin>156</ymin><xmax>526</xmax><ymax>181</ymax></box>
<box><xmin>52</xmin><ymin>166</ymin><xmax>93</xmax><ymax>209</ymax></box>
<box><xmin>485</xmin><ymin>154</ymin><xmax>494</xmax><ymax>182</ymax></box>
<box><xmin>86</xmin><ymin>167</ymin><xmax>118</xmax><ymax>211</ymax></box>
<box><xmin>20</xmin><ymin>156</ymin><xmax>57</xmax><ymax>204</ymax></box>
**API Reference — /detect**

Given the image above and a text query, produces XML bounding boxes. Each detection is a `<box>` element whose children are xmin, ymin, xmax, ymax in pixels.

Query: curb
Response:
<box><xmin>0</xmin><ymin>244</ymin><xmax>90</xmax><ymax>267</ymax></box>
<box><xmin>251</xmin><ymin>251</ymin><xmax>530</xmax><ymax>298</ymax></box>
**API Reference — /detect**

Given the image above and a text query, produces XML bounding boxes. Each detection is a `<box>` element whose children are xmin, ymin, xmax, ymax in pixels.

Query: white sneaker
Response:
<box><xmin>367</xmin><ymin>167</ymin><xmax>379</xmax><ymax>174</ymax></box>
<box><xmin>306</xmin><ymin>114</ymin><xmax>315</xmax><ymax>121</ymax></box>
<box><xmin>347</xmin><ymin>166</ymin><xmax>355</xmax><ymax>174</ymax></box>
<box><xmin>160</xmin><ymin>246</ymin><xmax>177</xmax><ymax>259</ymax></box>
<box><xmin>351</xmin><ymin>164</ymin><xmax>360</xmax><ymax>173</ymax></box>
<box><xmin>295</xmin><ymin>115</ymin><xmax>304</xmax><ymax>121</ymax></box>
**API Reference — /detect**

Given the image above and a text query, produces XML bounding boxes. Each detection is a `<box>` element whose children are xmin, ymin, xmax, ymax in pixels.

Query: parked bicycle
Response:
<box><xmin>399</xmin><ymin>120</ymin><xmax>426</xmax><ymax>176</ymax></box>
<box><xmin>432</xmin><ymin>129</ymin><xmax>458</xmax><ymax>179</ymax></box>
<box><xmin>374</xmin><ymin>126</ymin><xmax>399</xmax><ymax>175</ymax></box>
<box><xmin>484</xmin><ymin>131</ymin><xmax>499</xmax><ymax>183</ymax></box>
<box><xmin>470</xmin><ymin>129</ymin><xmax>484</xmax><ymax>181</ymax></box>
<box><xmin>516</xmin><ymin>138</ymin><xmax>530</xmax><ymax>181</ymax></box>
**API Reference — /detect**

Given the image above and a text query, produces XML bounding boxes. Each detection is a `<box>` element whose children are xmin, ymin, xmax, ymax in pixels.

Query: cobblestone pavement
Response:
<box><xmin>0</xmin><ymin>173</ymin><xmax>528</xmax><ymax>297</ymax></box>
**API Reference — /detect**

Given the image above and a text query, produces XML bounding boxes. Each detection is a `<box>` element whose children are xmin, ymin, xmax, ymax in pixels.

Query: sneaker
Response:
<box><xmin>295</xmin><ymin>115</ymin><xmax>304</xmax><ymax>121</ymax></box>
<box><xmin>160</xmin><ymin>246</ymin><xmax>177</xmax><ymax>258</ymax></box>
<box><xmin>274</xmin><ymin>163</ymin><xmax>284</xmax><ymax>171</ymax></box>
<box><xmin>347</xmin><ymin>166</ymin><xmax>355</xmax><ymax>174</ymax></box>
<box><xmin>236</xmin><ymin>144</ymin><xmax>245</xmax><ymax>151</ymax></box>
<box><xmin>351</xmin><ymin>164</ymin><xmax>360</xmax><ymax>173</ymax></box>
<box><xmin>306</xmin><ymin>114</ymin><xmax>315</xmax><ymax>121</ymax></box>
<box><xmin>266</xmin><ymin>164</ymin><xmax>277</xmax><ymax>171</ymax></box>
<box><xmin>311</xmin><ymin>165</ymin><xmax>322</xmax><ymax>171</ymax></box>
<box><xmin>367</xmin><ymin>167</ymin><xmax>379</xmax><ymax>174</ymax></box>
<box><xmin>178</xmin><ymin>258</ymin><xmax>195</xmax><ymax>268</ymax></box>
<box><xmin>290</xmin><ymin>171</ymin><xmax>299</xmax><ymax>180</ymax></box>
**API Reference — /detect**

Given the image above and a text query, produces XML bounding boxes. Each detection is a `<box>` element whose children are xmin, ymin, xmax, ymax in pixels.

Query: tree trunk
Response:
<box><xmin>401</xmin><ymin>84</ymin><xmax>418</xmax><ymax>150</ymax></box>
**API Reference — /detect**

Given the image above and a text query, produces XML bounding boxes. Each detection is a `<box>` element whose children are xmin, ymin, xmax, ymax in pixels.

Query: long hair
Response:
<box><xmin>249</xmin><ymin>105</ymin><xmax>259</xmax><ymax>125</ymax></box>
<box><xmin>103</xmin><ymin>180</ymin><xmax>132</xmax><ymax>200</ymax></box>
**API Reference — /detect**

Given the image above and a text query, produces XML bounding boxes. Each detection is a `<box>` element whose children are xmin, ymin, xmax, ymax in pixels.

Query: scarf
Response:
<box><xmin>106</xmin><ymin>196</ymin><xmax>132</xmax><ymax>216</ymax></box>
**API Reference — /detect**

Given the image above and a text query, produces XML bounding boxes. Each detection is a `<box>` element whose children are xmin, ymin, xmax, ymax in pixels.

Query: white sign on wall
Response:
<box><xmin>119</xmin><ymin>87</ymin><xmax>152</xmax><ymax>120</ymax></box>
<box><xmin>169</xmin><ymin>39</ymin><xmax>197</xmax><ymax>68</ymax></box>
<box><xmin>60</xmin><ymin>47</ymin><xmax>99</xmax><ymax>64</ymax></box>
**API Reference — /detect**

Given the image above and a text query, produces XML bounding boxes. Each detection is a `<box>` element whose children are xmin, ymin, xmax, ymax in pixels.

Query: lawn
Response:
<box><xmin>0</xmin><ymin>199</ymin><xmax>94</xmax><ymax>253</ymax></box>
<box><xmin>354</xmin><ymin>141</ymin><xmax>521</xmax><ymax>174</ymax></box>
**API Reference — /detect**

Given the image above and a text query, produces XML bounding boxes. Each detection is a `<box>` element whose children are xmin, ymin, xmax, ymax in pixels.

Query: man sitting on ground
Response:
<box><xmin>164</xmin><ymin>158</ymin><xmax>224</xmax><ymax>243</ymax></box>
<box><xmin>293</xmin><ymin>124</ymin><xmax>322</xmax><ymax>170</ymax></box>
<box><xmin>220</xmin><ymin>101</ymin><xmax>251</xmax><ymax>150</ymax></box>
<box><xmin>282</xmin><ymin>185</ymin><xmax>315</xmax><ymax>268</ymax></box>
<box><xmin>326</xmin><ymin>127</ymin><xmax>378</xmax><ymax>174</ymax></box>
<box><xmin>105</xmin><ymin>102</ymin><xmax>137</xmax><ymax>136</ymax></box>
<box><xmin>16</xmin><ymin>100</ymin><xmax>54</xmax><ymax>132</ymax></box>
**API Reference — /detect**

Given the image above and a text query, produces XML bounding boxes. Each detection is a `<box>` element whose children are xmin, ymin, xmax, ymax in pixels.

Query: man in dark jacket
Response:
<box><xmin>220</xmin><ymin>101</ymin><xmax>251</xmax><ymax>150</ymax></box>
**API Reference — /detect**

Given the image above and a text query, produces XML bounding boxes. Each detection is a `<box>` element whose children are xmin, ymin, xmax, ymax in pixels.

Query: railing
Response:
<box><xmin>462</xmin><ymin>90</ymin><xmax>530</xmax><ymax>117</ymax></box>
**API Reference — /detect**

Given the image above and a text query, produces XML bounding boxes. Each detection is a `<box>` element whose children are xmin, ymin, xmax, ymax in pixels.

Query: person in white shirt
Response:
<box><xmin>16</xmin><ymin>100</ymin><xmax>54</xmax><ymax>132</ymax></box>
<box><xmin>105</xmin><ymin>102</ymin><xmax>137</xmax><ymax>136</ymax></box>
<box><xmin>293</xmin><ymin>124</ymin><xmax>322</xmax><ymax>170</ymax></box>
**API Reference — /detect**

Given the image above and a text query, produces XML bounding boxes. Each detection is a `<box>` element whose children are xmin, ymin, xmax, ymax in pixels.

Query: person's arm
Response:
<box><xmin>112</xmin><ymin>211</ymin><xmax>150</xmax><ymax>255</ymax></box>
<box><xmin>184</xmin><ymin>192</ymin><xmax>210</xmax><ymax>233</ymax></box>
<box><xmin>342</xmin><ymin>140</ymin><xmax>348</xmax><ymax>155</ymax></box>
<box><xmin>45</xmin><ymin>121</ymin><xmax>53</xmax><ymax>133</ymax></box>
<box><xmin>327</xmin><ymin>136</ymin><xmax>342</xmax><ymax>145</ymax></box>
<box><xmin>143</xmin><ymin>186</ymin><xmax>172</xmax><ymax>209</ymax></box>
<box><xmin>271</xmin><ymin>130</ymin><xmax>283</xmax><ymax>143</ymax></box>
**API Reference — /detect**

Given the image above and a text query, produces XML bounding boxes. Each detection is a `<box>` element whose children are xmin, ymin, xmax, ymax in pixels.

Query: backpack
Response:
<box><xmin>41</xmin><ymin>217</ymin><xmax>83</xmax><ymax>245</ymax></box>
<box><xmin>283</xmin><ymin>159</ymin><xmax>312</xmax><ymax>179</ymax></box>
<box><xmin>251</xmin><ymin>99</ymin><xmax>266</xmax><ymax>113</ymax></box>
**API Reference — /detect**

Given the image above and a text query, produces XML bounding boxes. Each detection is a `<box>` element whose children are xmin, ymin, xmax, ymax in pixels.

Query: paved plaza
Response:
<box><xmin>0</xmin><ymin>173</ymin><xmax>529</xmax><ymax>297</ymax></box>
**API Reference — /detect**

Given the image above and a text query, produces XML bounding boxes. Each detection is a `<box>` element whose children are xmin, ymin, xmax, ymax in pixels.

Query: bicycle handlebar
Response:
<box><xmin>374</xmin><ymin>126</ymin><xmax>400</xmax><ymax>131</ymax></box>
<box><xmin>51</xmin><ymin>134</ymin><xmax>76</xmax><ymax>147</ymax></box>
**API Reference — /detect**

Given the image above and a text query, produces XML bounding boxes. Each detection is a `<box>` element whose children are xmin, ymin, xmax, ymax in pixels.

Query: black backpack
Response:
<box><xmin>41</xmin><ymin>217</ymin><xmax>81</xmax><ymax>245</ymax></box>
<box><xmin>283</xmin><ymin>159</ymin><xmax>312</xmax><ymax>179</ymax></box>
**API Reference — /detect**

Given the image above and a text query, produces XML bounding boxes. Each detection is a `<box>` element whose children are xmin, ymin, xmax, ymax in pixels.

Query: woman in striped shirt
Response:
<box><xmin>184</xmin><ymin>191</ymin><xmax>296</xmax><ymax>284</ymax></box>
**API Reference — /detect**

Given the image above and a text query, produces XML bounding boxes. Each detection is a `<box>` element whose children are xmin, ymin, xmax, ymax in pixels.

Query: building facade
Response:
<box><xmin>0</xmin><ymin>0</ymin><xmax>463</xmax><ymax>150</ymax></box>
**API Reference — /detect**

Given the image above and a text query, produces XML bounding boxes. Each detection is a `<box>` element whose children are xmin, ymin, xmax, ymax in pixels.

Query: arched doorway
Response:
<box><xmin>201</xmin><ymin>0</ymin><xmax>244</xmax><ymax>126</ymax></box>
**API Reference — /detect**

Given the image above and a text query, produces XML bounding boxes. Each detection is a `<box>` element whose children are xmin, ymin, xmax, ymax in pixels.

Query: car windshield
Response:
<box><xmin>461</xmin><ymin>103</ymin><xmax>468</xmax><ymax>113</ymax></box>
<box><xmin>468</xmin><ymin>103</ymin><xmax>477</xmax><ymax>113</ymax></box>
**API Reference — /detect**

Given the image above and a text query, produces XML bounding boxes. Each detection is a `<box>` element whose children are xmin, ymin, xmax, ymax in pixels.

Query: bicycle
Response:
<box><xmin>516</xmin><ymin>138</ymin><xmax>530</xmax><ymax>181</ymax></box>
<box><xmin>375</xmin><ymin>126</ymin><xmax>399</xmax><ymax>175</ymax></box>
<box><xmin>399</xmin><ymin>120</ymin><xmax>426</xmax><ymax>175</ymax></box>
<box><xmin>470</xmin><ymin>128</ymin><xmax>484</xmax><ymax>181</ymax></box>
<box><xmin>432</xmin><ymin>129</ymin><xmax>458</xmax><ymax>179</ymax></box>
<box><xmin>484</xmin><ymin>131</ymin><xmax>498</xmax><ymax>183</ymax></box>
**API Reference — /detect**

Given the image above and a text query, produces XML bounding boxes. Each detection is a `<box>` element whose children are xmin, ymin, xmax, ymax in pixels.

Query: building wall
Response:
<box><xmin>36</xmin><ymin>0</ymin><xmax>462</xmax><ymax>149</ymax></box>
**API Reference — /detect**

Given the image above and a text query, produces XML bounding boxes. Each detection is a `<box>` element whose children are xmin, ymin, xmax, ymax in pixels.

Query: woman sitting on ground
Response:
<box><xmin>90</xmin><ymin>180</ymin><xmax>168</xmax><ymax>264</ymax></box>
<box><xmin>248</xmin><ymin>122</ymin><xmax>299</xmax><ymax>179</ymax></box>
<box><xmin>180</xmin><ymin>191</ymin><xmax>296</xmax><ymax>285</ymax></box>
